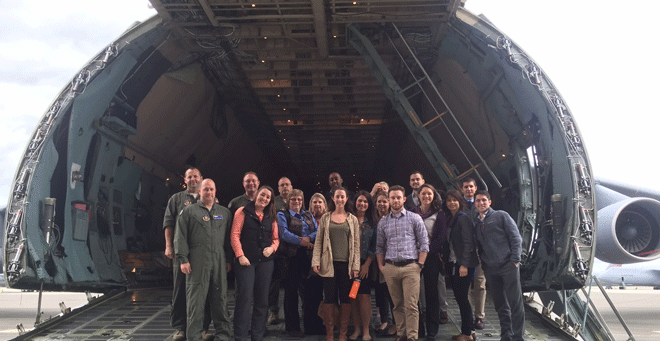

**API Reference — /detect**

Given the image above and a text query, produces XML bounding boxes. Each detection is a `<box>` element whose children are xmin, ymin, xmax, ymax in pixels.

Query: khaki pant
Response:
<box><xmin>382</xmin><ymin>262</ymin><xmax>422</xmax><ymax>339</ymax></box>
<box><xmin>470</xmin><ymin>262</ymin><xmax>487</xmax><ymax>319</ymax></box>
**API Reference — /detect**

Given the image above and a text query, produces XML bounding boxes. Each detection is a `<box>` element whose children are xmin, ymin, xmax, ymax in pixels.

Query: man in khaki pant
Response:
<box><xmin>461</xmin><ymin>177</ymin><xmax>487</xmax><ymax>330</ymax></box>
<box><xmin>376</xmin><ymin>186</ymin><xmax>429</xmax><ymax>341</ymax></box>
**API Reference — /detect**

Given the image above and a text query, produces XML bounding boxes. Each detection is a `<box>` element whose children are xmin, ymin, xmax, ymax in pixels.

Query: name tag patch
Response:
<box><xmin>213</xmin><ymin>215</ymin><xmax>223</xmax><ymax>220</ymax></box>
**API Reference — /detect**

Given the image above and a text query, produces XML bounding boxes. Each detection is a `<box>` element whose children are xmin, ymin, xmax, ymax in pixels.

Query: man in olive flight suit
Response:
<box><xmin>175</xmin><ymin>179</ymin><xmax>233</xmax><ymax>341</ymax></box>
<box><xmin>164</xmin><ymin>167</ymin><xmax>212</xmax><ymax>341</ymax></box>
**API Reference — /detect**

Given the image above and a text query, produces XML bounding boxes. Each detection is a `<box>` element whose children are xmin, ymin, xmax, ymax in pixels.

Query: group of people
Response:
<box><xmin>163</xmin><ymin>168</ymin><xmax>526</xmax><ymax>341</ymax></box>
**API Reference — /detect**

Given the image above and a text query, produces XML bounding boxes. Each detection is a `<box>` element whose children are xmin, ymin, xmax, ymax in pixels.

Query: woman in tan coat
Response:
<box><xmin>312</xmin><ymin>187</ymin><xmax>361</xmax><ymax>341</ymax></box>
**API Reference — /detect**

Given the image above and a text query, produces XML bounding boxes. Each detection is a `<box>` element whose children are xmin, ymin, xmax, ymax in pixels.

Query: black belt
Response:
<box><xmin>385</xmin><ymin>259</ymin><xmax>417</xmax><ymax>267</ymax></box>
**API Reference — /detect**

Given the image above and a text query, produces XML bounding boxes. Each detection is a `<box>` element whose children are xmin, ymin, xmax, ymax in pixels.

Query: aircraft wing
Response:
<box><xmin>592</xmin><ymin>258</ymin><xmax>660</xmax><ymax>287</ymax></box>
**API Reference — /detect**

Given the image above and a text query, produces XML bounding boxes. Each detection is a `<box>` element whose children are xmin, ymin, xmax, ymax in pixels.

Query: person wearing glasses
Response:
<box><xmin>278</xmin><ymin>189</ymin><xmax>323</xmax><ymax>337</ymax></box>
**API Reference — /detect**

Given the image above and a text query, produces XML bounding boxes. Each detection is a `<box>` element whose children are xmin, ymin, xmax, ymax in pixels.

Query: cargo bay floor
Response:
<box><xmin>13</xmin><ymin>287</ymin><xmax>571</xmax><ymax>341</ymax></box>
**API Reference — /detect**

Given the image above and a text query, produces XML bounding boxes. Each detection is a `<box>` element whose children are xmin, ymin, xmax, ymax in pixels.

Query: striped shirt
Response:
<box><xmin>376</xmin><ymin>209</ymin><xmax>429</xmax><ymax>261</ymax></box>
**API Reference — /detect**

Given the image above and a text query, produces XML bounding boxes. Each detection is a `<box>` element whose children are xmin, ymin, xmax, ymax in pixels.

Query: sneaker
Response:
<box><xmin>173</xmin><ymin>330</ymin><xmax>186</xmax><ymax>341</ymax></box>
<box><xmin>201</xmin><ymin>330</ymin><xmax>214</xmax><ymax>341</ymax></box>
<box><xmin>268</xmin><ymin>311</ymin><xmax>278</xmax><ymax>324</ymax></box>
<box><xmin>474</xmin><ymin>318</ymin><xmax>485</xmax><ymax>330</ymax></box>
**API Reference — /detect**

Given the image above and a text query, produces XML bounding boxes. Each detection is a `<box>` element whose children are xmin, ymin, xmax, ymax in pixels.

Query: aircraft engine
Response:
<box><xmin>596</xmin><ymin>197</ymin><xmax>660</xmax><ymax>264</ymax></box>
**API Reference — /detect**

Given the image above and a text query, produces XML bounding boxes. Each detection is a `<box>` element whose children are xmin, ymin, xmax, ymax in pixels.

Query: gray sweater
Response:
<box><xmin>474</xmin><ymin>207</ymin><xmax>522</xmax><ymax>270</ymax></box>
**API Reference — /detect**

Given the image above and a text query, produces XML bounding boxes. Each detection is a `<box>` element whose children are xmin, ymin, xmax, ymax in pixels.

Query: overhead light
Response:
<box><xmin>252</xmin><ymin>4</ymin><xmax>256</xmax><ymax>7</ymax></box>
<box><xmin>271</xmin><ymin>79</ymin><xmax>274</xmax><ymax>82</ymax></box>
<box><xmin>353</xmin><ymin>1</ymin><xmax>357</xmax><ymax>4</ymax></box>
<box><xmin>277</xmin><ymin>94</ymin><xmax>281</xmax><ymax>97</ymax></box>
<box><xmin>283</xmin><ymin>108</ymin><xmax>286</xmax><ymax>111</ymax></box>
<box><xmin>333</xmin><ymin>35</ymin><xmax>337</xmax><ymax>38</ymax></box>
<box><xmin>264</xmin><ymin>36</ymin><xmax>268</xmax><ymax>39</ymax></box>
<box><xmin>261</xmin><ymin>60</ymin><xmax>265</xmax><ymax>63</ymax></box>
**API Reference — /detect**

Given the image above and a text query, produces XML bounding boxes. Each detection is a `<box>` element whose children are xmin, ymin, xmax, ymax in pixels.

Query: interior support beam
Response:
<box><xmin>198</xmin><ymin>0</ymin><xmax>220</xmax><ymax>27</ymax></box>
<box><xmin>347</xmin><ymin>24</ymin><xmax>457</xmax><ymax>190</ymax></box>
<box><xmin>311</xmin><ymin>0</ymin><xmax>329</xmax><ymax>58</ymax></box>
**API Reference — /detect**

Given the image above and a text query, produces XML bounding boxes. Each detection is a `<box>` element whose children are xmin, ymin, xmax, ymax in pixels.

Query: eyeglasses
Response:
<box><xmin>289</xmin><ymin>198</ymin><xmax>302</xmax><ymax>202</ymax></box>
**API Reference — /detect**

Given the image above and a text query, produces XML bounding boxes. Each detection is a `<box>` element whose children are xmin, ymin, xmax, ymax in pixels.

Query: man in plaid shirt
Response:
<box><xmin>376</xmin><ymin>185</ymin><xmax>429</xmax><ymax>341</ymax></box>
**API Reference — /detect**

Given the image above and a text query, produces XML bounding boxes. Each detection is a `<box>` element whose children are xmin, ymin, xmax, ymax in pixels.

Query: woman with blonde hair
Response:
<box><xmin>278</xmin><ymin>189</ymin><xmax>324</xmax><ymax>336</ymax></box>
<box><xmin>309</xmin><ymin>192</ymin><xmax>328</xmax><ymax>223</ymax></box>
<box><xmin>312</xmin><ymin>188</ymin><xmax>361</xmax><ymax>341</ymax></box>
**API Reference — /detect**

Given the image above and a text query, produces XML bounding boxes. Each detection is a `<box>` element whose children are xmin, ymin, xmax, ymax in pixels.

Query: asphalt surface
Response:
<box><xmin>0</xmin><ymin>286</ymin><xmax>658</xmax><ymax>341</ymax></box>
<box><xmin>584</xmin><ymin>287</ymin><xmax>660</xmax><ymax>341</ymax></box>
<box><xmin>0</xmin><ymin>287</ymin><xmax>90</xmax><ymax>340</ymax></box>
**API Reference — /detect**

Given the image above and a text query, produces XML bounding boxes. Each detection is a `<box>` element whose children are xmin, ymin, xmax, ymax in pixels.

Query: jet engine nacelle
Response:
<box><xmin>596</xmin><ymin>197</ymin><xmax>660</xmax><ymax>264</ymax></box>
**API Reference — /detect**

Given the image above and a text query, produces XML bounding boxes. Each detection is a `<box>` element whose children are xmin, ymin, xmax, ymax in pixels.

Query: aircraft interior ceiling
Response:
<box><xmin>132</xmin><ymin>0</ymin><xmax>466</xmax><ymax>199</ymax></box>
<box><xmin>4</xmin><ymin>1</ymin><xmax>602</xmax><ymax>292</ymax></box>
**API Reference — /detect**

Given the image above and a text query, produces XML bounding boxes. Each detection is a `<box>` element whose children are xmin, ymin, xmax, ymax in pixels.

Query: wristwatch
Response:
<box><xmin>416</xmin><ymin>261</ymin><xmax>424</xmax><ymax>269</ymax></box>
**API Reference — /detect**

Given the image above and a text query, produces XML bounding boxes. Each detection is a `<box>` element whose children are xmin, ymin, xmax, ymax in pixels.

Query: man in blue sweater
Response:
<box><xmin>473</xmin><ymin>190</ymin><xmax>525</xmax><ymax>341</ymax></box>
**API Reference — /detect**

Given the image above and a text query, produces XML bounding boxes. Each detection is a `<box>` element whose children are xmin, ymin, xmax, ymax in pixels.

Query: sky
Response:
<box><xmin>1</xmin><ymin>0</ymin><xmax>659</xmax><ymax>206</ymax></box>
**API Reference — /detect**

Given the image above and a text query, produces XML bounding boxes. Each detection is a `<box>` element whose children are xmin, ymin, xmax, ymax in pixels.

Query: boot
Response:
<box><xmin>339</xmin><ymin>303</ymin><xmax>351</xmax><ymax>341</ymax></box>
<box><xmin>319</xmin><ymin>303</ymin><xmax>336</xmax><ymax>341</ymax></box>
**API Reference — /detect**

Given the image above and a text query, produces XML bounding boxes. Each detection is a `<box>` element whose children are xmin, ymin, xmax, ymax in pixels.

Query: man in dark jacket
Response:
<box><xmin>404</xmin><ymin>171</ymin><xmax>425</xmax><ymax>211</ymax></box>
<box><xmin>473</xmin><ymin>190</ymin><xmax>525</xmax><ymax>341</ymax></box>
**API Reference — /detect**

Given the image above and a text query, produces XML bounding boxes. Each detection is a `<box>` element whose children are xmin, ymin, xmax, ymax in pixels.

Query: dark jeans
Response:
<box><xmin>234</xmin><ymin>260</ymin><xmax>274</xmax><ymax>341</ymax></box>
<box><xmin>484</xmin><ymin>262</ymin><xmax>525</xmax><ymax>341</ymax></box>
<box><xmin>268</xmin><ymin>253</ymin><xmax>286</xmax><ymax>314</ymax></box>
<box><xmin>375</xmin><ymin>281</ymin><xmax>393</xmax><ymax>324</ymax></box>
<box><xmin>303</xmin><ymin>274</ymin><xmax>325</xmax><ymax>334</ymax></box>
<box><xmin>284</xmin><ymin>247</ymin><xmax>324</xmax><ymax>334</ymax></box>
<box><xmin>447</xmin><ymin>263</ymin><xmax>475</xmax><ymax>336</ymax></box>
<box><xmin>322</xmin><ymin>261</ymin><xmax>351</xmax><ymax>304</ymax></box>
<box><xmin>420</xmin><ymin>254</ymin><xmax>442</xmax><ymax>336</ymax></box>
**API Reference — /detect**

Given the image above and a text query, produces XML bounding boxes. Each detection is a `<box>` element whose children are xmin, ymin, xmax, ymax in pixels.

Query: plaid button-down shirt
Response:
<box><xmin>376</xmin><ymin>209</ymin><xmax>429</xmax><ymax>261</ymax></box>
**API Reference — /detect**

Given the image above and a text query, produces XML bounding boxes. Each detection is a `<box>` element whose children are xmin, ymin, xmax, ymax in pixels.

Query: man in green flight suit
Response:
<box><xmin>175</xmin><ymin>178</ymin><xmax>233</xmax><ymax>341</ymax></box>
<box><xmin>163</xmin><ymin>167</ymin><xmax>212</xmax><ymax>341</ymax></box>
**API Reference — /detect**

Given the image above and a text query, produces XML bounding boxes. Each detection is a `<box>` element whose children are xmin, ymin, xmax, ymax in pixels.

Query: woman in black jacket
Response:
<box><xmin>230</xmin><ymin>186</ymin><xmax>280</xmax><ymax>341</ymax></box>
<box><xmin>443</xmin><ymin>189</ymin><xmax>479</xmax><ymax>341</ymax></box>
